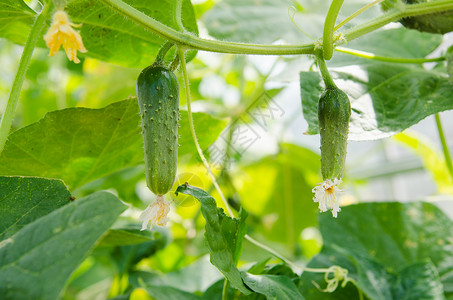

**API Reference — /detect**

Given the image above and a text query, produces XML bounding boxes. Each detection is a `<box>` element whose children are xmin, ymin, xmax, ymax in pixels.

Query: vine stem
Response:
<box><xmin>178</xmin><ymin>47</ymin><xmax>336</xmax><ymax>276</ymax></box>
<box><xmin>100</xmin><ymin>0</ymin><xmax>453</xmax><ymax>56</ymax></box>
<box><xmin>323</xmin><ymin>0</ymin><xmax>344</xmax><ymax>60</ymax></box>
<box><xmin>435</xmin><ymin>113</ymin><xmax>453</xmax><ymax>182</ymax></box>
<box><xmin>336</xmin><ymin>47</ymin><xmax>445</xmax><ymax>64</ymax></box>
<box><xmin>222</xmin><ymin>279</ymin><xmax>230</xmax><ymax>300</ymax></box>
<box><xmin>316</xmin><ymin>54</ymin><xmax>337</xmax><ymax>89</ymax></box>
<box><xmin>178</xmin><ymin>47</ymin><xmax>234</xmax><ymax>217</ymax></box>
<box><xmin>334</xmin><ymin>0</ymin><xmax>385</xmax><ymax>30</ymax></box>
<box><xmin>0</xmin><ymin>3</ymin><xmax>52</xmax><ymax>154</ymax></box>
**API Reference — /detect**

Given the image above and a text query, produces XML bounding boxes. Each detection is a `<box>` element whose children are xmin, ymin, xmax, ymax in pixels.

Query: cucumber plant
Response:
<box><xmin>1</xmin><ymin>0</ymin><xmax>453</xmax><ymax>299</ymax></box>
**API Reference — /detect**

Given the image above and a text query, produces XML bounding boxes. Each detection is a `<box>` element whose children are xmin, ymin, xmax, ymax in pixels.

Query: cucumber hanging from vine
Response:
<box><xmin>136</xmin><ymin>45</ymin><xmax>180</xmax><ymax>230</ymax></box>
<box><xmin>312</xmin><ymin>55</ymin><xmax>351</xmax><ymax>218</ymax></box>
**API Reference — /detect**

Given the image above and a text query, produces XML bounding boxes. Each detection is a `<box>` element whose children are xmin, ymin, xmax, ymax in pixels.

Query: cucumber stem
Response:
<box><xmin>323</xmin><ymin>0</ymin><xmax>344</xmax><ymax>60</ymax></box>
<box><xmin>0</xmin><ymin>2</ymin><xmax>52</xmax><ymax>154</ymax></box>
<box><xmin>154</xmin><ymin>41</ymin><xmax>174</xmax><ymax>64</ymax></box>
<box><xmin>316</xmin><ymin>54</ymin><xmax>337</xmax><ymax>89</ymax></box>
<box><xmin>435</xmin><ymin>113</ymin><xmax>453</xmax><ymax>182</ymax></box>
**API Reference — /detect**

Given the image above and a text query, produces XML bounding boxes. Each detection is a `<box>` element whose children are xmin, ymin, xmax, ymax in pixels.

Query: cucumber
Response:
<box><xmin>318</xmin><ymin>86</ymin><xmax>351</xmax><ymax>180</ymax></box>
<box><xmin>136</xmin><ymin>65</ymin><xmax>179</xmax><ymax>195</ymax></box>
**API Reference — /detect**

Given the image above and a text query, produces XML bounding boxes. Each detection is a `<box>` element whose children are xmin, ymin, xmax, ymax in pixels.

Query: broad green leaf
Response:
<box><xmin>0</xmin><ymin>176</ymin><xmax>70</xmax><ymax>240</ymax></box>
<box><xmin>300</xmin><ymin>202</ymin><xmax>453</xmax><ymax>299</ymax></box>
<box><xmin>175</xmin><ymin>184</ymin><xmax>251</xmax><ymax>295</ymax></box>
<box><xmin>0</xmin><ymin>0</ymin><xmax>35</xmax><ymax>44</ymax></box>
<box><xmin>97</xmin><ymin>228</ymin><xmax>157</xmax><ymax>247</ymax></box>
<box><xmin>236</xmin><ymin>143</ymin><xmax>319</xmax><ymax>249</ymax></box>
<box><xmin>144</xmin><ymin>286</ymin><xmax>201</xmax><ymax>300</ymax></box>
<box><xmin>0</xmin><ymin>191</ymin><xmax>126</xmax><ymax>300</ymax></box>
<box><xmin>0</xmin><ymin>99</ymin><xmax>226</xmax><ymax>189</ymax></box>
<box><xmin>393</xmin><ymin>131</ymin><xmax>453</xmax><ymax>194</ymax></box>
<box><xmin>300</xmin><ymin>64</ymin><xmax>453</xmax><ymax>140</ymax></box>
<box><xmin>129</xmin><ymin>255</ymin><xmax>223</xmax><ymax>293</ymax></box>
<box><xmin>203</xmin><ymin>0</ymin><xmax>378</xmax><ymax>44</ymax></box>
<box><xmin>242</xmin><ymin>273</ymin><xmax>305</xmax><ymax>300</ymax></box>
<box><xmin>109</xmin><ymin>230</ymin><xmax>168</xmax><ymax>274</ymax></box>
<box><xmin>1</xmin><ymin>0</ymin><xmax>198</xmax><ymax>67</ymax></box>
<box><xmin>394</xmin><ymin>260</ymin><xmax>445</xmax><ymax>300</ymax></box>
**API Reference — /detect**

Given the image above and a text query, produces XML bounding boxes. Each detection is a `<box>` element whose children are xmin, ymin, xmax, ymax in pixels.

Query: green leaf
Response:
<box><xmin>0</xmin><ymin>0</ymin><xmax>35</xmax><ymax>44</ymax></box>
<box><xmin>242</xmin><ymin>273</ymin><xmax>305</xmax><ymax>300</ymax></box>
<box><xmin>175</xmin><ymin>184</ymin><xmax>251</xmax><ymax>295</ymax></box>
<box><xmin>300</xmin><ymin>202</ymin><xmax>453</xmax><ymax>299</ymax></box>
<box><xmin>97</xmin><ymin>228</ymin><xmax>157</xmax><ymax>247</ymax></box>
<box><xmin>109</xmin><ymin>229</ymin><xmax>168</xmax><ymax>274</ymax></box>
<box><xmin>203</xmin><ymin>0</ymin><xmax>379</xmax><ymax>44</ymax></box>
<box><xmin>129</xmin><ymin>256</ymin><xmax>223</xmax><ymax>293</ymax></box>
<box><xmin>300</xmin><ymin>64</ymin><xmax>453</xmax><ymax>140</ymax></box>
<box><xmin>144</xmin><ymin>286</ymin><xmax>201</xmax><ymax>300</ymax></box>
<box><xmin>238</xmin><ymin>143</ymin><xmax>319</xmax><ymax>249</ymax></box>
<box><xmin>0</xmin><ymin>99</ymin><xmax>226</xmax><ymax>189</ymax></box>
<box><xmin>394</xmin><ymin>260</ymin><xmax>445</xmax><ymax>300</ymax></box>
<box><xmin>0</xmin><ymin>0</ymin><xmax>198</xmax><ymax>67</ymax></box>
<box><xmin>0</xmin><ymin>176</ymin><xmax>71</xmax><ymax>240</ymax></box>
<box><xmin>66</xmin><ymin>0</ymin><xmax>198</xmax><ymax>67</ymax></box>
<box><xmin>393</xmin><ymin>131</ymin><xmax>453</xmax><ymax>194</ymax></box>
<box><xmin>0</xmin><ymin>191</ymin><xmax>126</xmax><ymax>300</ymax></box>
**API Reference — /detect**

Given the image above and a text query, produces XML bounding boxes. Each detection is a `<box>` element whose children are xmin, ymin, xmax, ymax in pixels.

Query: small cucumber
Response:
<box><xmin>136</xmin><ymin>65</ymin><xmax>179</xmax><ymax>195</ymax></box>
<box><xmin>318</xmin><ymin>86</ymin><xmax>351</xmax><ymax>180</ymax></box>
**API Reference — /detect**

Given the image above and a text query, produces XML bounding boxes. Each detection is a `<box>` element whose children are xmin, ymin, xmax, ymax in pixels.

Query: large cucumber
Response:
<box><xmin>318</xmin><ymin>86</ymin><xmax>351</xmax><ymax>181</ymax></box>
<box><xmin>136</xmin><ymin>65</ymin><xmax>179</xmax><ymax>195</ymax></box>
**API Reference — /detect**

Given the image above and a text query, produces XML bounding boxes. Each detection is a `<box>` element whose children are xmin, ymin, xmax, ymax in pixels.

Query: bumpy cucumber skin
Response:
<box><xmin>137</xmin><ymin>65</ymin><xmax>179</xmax><ymax>195</ymax></box>
<box><xmin>318</xmin><ymin>87</ymin><xmax>351</xmax><ymax>180</ymax></box>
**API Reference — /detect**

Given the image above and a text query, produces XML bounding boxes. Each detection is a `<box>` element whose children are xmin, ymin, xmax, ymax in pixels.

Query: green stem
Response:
<box><xmin>175</xmin><ymin>0</ymin><xmax>185</xmax><ymax>33</ymax></box>
<box><xmin>335</xmin><ymin>0</ymin><xmax>384</xmax><ymax>30</ymax></box>
<box><xmin>336</xmin><ymin>47</ymin><xmax>445</xmax><ymax>64</ymax></box>
<box><xmin>154</xmin><ymin>41</ymin><xmax>174</xmax><ymax>64</ymax></box>
<box><xmin>316</xmin><ymin>54</ymin><xmax>337</xmax><ymax>89</ymax></box>
<box><xmin>178</xmin><ymin>47</ymin><xmax>235</xmax><ymax>217</ymax></box>
<box><xmin>100</xmin><ymin>0</ymin><xmax>453</xmax><ymax>55</ymax></box>
<box><xmin>99</xmin><ymin>0</ymin><xmax>315</xmax><ymax>55</ymax></box>
<box><xmin>222</xmin><ymin>279</ymin><xmax>230</xmax><ymax>300</ymax></box>
<box><xmin>435</xmin><ymin>113</ymin><xmax>453</xmax><ymax>182</ymax></box>
<box><xmin>0</xmin><ymin>3</ymin><xmax>51</xmax><ymax>154</ymax></box>
<box><xmin>343</xmin><ymin>0</ymin><xmax>453</xmax><ymax>42</ymax></box>
<box><xmin>323</xmin><ymin>0</ymin><xmax>344</xmax><ymax>60</ymax></box>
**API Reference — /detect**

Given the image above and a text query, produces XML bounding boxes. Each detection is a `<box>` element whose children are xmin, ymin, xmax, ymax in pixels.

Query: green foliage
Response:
<box><xmin>0</xmin><ymin>99</ymin><xmax>226</xmax><ymax>189</ymax></box>
<box><xmin>1</xmin><ymin>0</ymin><xmax>453</xmax><ymax>299</ymax></box>
<box><xmin>0</xmin><ymin>0</ymin><xmax>35</xmax><ymax>44</ymax></box>
<box><xmin>242</xmin><ymin>273</ymin><xmax>305</xmax><ymax>300</ymax></box>
<box><xmin>301</xmin><ymin>65</ymin><xmax>453</xmax><ymax>140</ymax></box>
<box><xmin>0</xmin><ymin>176</ymin><xmax>70</xmax><ymax>240</ymax></box>
<box><xmin>1</xmin><ymin>0</ymin><xmax>199</xmax><ymax>67</ymax></box>
<box><xmin>300</xmin><ymin>202</ymin><xmax>453</xmax><ymax>299</ymax></box>
<box><xmin>175</xmin><ymin>184</ymin><xmax>252</xmax><ymax>295</ymax></box>
<box><xmin>0</xmin><ymin>191</ymin><xmax>126</xmax><ymax>300</ymax></box>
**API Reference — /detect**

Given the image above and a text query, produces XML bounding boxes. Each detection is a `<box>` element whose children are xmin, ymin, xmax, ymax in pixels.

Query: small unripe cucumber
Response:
<box><xmin>318</xmin><ymin>87</ymin><xmax>351</xmax><ymax>180</ymax></box>
<box><xmin>136</xmin><ymin>65</ymin><xmax>179</xmax><ymax>195</ymax></box>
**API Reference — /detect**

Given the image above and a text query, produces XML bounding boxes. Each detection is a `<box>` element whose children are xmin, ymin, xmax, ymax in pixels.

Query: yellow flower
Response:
<box><xmin>138</xmin><ymin>195</ymin><xmax>170</xmax><ymax>231</ymax></box>
<box><xmin>43</xmin><ymin>10</ymin><xmax>87</xmax><ymax>63</ymax></box>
